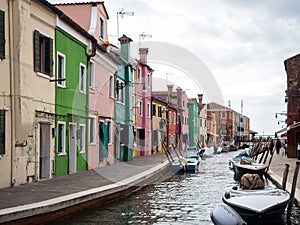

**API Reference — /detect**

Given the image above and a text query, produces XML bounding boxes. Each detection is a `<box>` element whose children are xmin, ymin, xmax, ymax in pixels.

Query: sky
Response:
<box><xmin>48</xmin><ymin>0</ymin><xmax>300</xmax><ymax>135</ymax></box>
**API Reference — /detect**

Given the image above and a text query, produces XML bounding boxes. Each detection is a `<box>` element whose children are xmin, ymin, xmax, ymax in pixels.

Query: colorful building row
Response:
<box><xmin>0</xmin><ymin>0</ymin><xmax>252</xmax><ymax>189</ymax></box>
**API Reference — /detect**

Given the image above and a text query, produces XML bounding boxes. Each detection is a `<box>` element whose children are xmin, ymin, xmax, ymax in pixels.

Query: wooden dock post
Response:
<box><xmin>282</xmin><ymin>164</ymin><xmax>290</xmax><ymax>191</ymax></box>
<box><xmin>287</xmin><ymin>161</ymin><xmax>300</xmax><ymax>219</ymax></box>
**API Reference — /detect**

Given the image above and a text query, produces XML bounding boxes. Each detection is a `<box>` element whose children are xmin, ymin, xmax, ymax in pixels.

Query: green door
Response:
<box><xmin>99</xmin><ymin>122</ymin><xmax>108</xmax><ymax>161</ymax></box>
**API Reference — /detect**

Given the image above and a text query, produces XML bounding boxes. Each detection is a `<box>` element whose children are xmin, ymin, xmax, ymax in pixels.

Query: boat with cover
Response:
<box><xmin>210</xmin><ymin>204</ymin><xmax>247</xmax><ymax>225</ymax></box>
<box><xmin>222</xmin><ymin>187</ymin><xmax>290</xmax><ymax>224</ymax></box>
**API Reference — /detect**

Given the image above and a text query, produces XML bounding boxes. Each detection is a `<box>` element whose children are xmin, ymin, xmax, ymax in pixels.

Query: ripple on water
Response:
<box><xmin>47</xmin><ymin>152</ymin><xmax>300</xmax><ymax>225</ymax></box>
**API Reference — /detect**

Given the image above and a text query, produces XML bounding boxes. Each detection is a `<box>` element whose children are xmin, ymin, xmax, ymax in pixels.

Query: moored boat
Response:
<box><xmin>222</xmin><ymin>187</ymin><xmax>290</xmax><ymax>224</ymax></box>
<box><xmin>210</xmin><ymin>204</ymin><xmax>247</xmax><ymax>225</ymax></box>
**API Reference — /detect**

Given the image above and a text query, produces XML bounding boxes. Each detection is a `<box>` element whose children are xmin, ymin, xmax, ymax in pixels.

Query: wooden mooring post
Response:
<box><xmin>287</xmin><ymin>161</ymin><xmax>300</xmax><ymax>219</ymax></box>
<box><xmin>282</xmin><ymin>164</ymin><xmax>290</xmax><ymax>191</ymax></box>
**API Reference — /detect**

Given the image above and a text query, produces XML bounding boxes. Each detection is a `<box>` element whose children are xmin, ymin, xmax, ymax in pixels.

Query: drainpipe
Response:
<box><xmin>8</xmin><ymin>0</ymin><xmax>16</xmax><ymax>186</ymax></box>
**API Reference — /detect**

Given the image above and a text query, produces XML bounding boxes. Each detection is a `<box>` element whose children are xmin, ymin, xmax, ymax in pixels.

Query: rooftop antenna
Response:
<box><xmin>139</xmin><ymin>31</ymin><xmax>152</xmax><ymax>48</ymax></box>
<box><xmin>117</xmin><ymin>8</ymin><xmax>134</xmax><ymax>38</ymax></box>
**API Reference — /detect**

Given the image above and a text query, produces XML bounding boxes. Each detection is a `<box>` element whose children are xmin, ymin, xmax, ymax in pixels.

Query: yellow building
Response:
<box><xmin>152</xmin><ymin>97</ymin><xmax>167</xmax><ymax>153</ymax></box>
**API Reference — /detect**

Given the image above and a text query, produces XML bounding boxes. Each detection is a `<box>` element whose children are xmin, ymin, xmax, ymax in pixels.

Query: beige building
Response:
<box><xmin>0</xmin><ymin>0</ymin><xmax>56</xmax><ymax>188</ymax></box>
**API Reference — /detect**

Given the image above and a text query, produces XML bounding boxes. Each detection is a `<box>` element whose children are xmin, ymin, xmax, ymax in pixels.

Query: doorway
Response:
<box><xmin>69</xmin><ymin>123</ymin><xmax>77</xmax><ymax>173</ymax></box>
<box><xmin>39</xmin><ymin>123</ymin><xmax>51</xmax><ymax>179</ymax></box>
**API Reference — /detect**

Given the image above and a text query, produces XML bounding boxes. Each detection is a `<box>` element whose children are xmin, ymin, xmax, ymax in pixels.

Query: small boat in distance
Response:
<box><xmin>184</xmin><ymin>146</ymin><xmax>201</xmax><ymax>171</ymax></box>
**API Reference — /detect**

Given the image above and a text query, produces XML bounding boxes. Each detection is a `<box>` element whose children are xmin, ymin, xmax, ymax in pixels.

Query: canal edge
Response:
<box><xmin>0</xmin><ymin>160</ymin><xmax>171</xmax><ymax>225</ymax></box>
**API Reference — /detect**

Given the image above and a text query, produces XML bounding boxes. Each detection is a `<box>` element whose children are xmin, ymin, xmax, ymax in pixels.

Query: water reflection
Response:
<box><xmin>49</xmin><ymin>152</ymin><xmax>299</xmax><ymax>225</ymax></box>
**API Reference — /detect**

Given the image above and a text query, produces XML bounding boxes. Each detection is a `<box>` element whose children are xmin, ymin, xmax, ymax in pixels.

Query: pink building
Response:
<box><xmin>54</xmin><ymin>1</ymin><xmax>117</xmax><ymax>168</ymax></box>
<box><xmin>135</xmin><ymin>48</ymin><xmax>153</xmax><ymax>155</ymax></box>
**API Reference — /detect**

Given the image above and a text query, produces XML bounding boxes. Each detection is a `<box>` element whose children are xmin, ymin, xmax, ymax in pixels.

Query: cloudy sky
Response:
<box><xmin>49</xmin><ymin>0</ymin><xmax>300</xmax><ymax>135</ymax></box>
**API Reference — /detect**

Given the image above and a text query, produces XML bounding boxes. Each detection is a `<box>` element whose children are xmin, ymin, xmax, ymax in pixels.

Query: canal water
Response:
<box><xmin>50</xmin><ymin>151</ymin><xmax>300</xmax><ymax>225</ymax></box>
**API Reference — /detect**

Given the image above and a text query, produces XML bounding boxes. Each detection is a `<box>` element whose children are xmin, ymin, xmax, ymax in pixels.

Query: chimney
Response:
<box><xmin>118</xmin><ymin>34</ymin><xmax>133</xmax><ymax>62</ymax></box>
<box><xmin>167</xmin><ymin>84</ymin><xmax>173</xmax><ymax>94</ymax></box>
<box><xmin>177</xmin><ymin>87</ymin><xmax>182</xmax><ymax>109</ymax></box>
<box><xmin>139</xmin><ymin>48</ymin><xmax>148</xmax><ymax>64</ymax></box>
<box><xmin>198</xmin><ymin>94</ymin><xmax>203</xmax><ymax>104</ymax></box>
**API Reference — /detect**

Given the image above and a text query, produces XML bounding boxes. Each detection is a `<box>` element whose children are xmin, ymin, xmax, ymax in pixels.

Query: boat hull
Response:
<box><xmin>222</xmin><ymin>189</ymin><xmax>290</xmax><ymax>224</ymax></box>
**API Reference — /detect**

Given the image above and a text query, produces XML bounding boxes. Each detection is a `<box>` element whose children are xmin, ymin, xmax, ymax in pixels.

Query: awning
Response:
<box><xmin>207</xmin><ymin>132</ymin><xmax>219</xmax><ymax>137</ymax></box>
<box><xmin>275</xmin><ymin>127</ymin><xmax>287</xmax><ymax>134</ymax></box>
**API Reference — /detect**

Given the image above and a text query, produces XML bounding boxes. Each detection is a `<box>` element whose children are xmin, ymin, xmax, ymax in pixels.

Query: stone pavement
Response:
<box><xmin>267</xmin><ymin>149</ymin><xmax>300</xmax><ymax>205</ymax></box>
<box><xmin>0</xmin><ymin>153</ymin><xmax>170</xmax><ymax>224</ymax></box>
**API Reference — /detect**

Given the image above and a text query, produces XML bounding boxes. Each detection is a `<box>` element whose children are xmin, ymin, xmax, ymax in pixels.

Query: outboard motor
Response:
<box><xmin>210</xmin><ymin>204</ymin><xmax>247</xmax><ymax>225</ymax></box>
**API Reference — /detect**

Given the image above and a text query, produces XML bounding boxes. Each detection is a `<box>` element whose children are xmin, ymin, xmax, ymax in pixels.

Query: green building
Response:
<box><xmin>188</xmin><ymin>99</ymin><xmax>200</xmax><ymax>147</ymax></box>
<box><xmin>113</xmin><ymin>35</ymin><xmax>134</xmax><ymax>162</ymax></box>
<box><xmin>54</xmin><ymin>17</ymin><xmax>96</xmax><ymax>176</ymax></box>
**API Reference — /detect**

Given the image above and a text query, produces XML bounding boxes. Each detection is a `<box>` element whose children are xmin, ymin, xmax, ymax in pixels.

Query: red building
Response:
<box><xmin>284</xmin><ymin>53</ymin><xmax>300</xmax><ymax>158</ymax></box>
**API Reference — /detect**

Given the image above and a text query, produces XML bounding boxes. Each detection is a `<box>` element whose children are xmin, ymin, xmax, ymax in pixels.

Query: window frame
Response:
<box><xmin>139</xmin><ymin>100</ymin><xmax>143</xmax><ymax>116</ymax></box>
<box><xmin>79</xmin><ymin>124</ymin><xmax>86</xmax><ymax>153</ymax></box>
<box><xmin>107</xmin><ymin>120</ymin><xmax>112</xmax><ymax>145</ymax></box>
<box><xmin>137</xmin><ymin>68</ymin><xmax>141</xmax><ymax>82</ymax></box>
<box><xmin>147</xmin><ymin>103</ymin><xmax>150</xmax><ymax>118</ymax></box>
<box><xmin>33</xmin><ymin>30</ymin><xmax>53</xmax><ymax>77</ymax></box>
<box><xmin>79</xmin><ymin>63</ymin><xmax>86</xmax><ymax>93</ymax></box>
<box><xmin>56</xmin><ymin>51</ymin><xmax>66</xmax><ymax>88</ymax></box>
<box><xmin>109</xmin><ymin>75</ymin><xmax>114</xmax><ymax>98</ymax></box>
<box><xmin>116</xmin><ymin>79</ymin><xmax>125</xmax><ymax>103</ymax></box>
<box><xmin>89</xmin><ymin>116</ymin><xmax>96</xmax><ymax>145</ymax></box>
<box><xmin>0</xmin><ymin>110</ymin><xmax>5</xmax><ymax>155</ymax></box>
<box><xmin>0</xmin><ymin>10</ymin><xmax>5</xmax><ymax>60</ymax></box>
<box><xmin>99</xmin><ymin>17</ymin><xmax>104</xmax><ymax>39</ymax></box>
<box><xmin>57</xmin><ymin>121</ymin><xmax>66</xmax><ymax>155</ymax></box>
<box><xmin>89</xmin><ymin>60</ymin><xmax>95</xmax><ymax>88</ymax></box>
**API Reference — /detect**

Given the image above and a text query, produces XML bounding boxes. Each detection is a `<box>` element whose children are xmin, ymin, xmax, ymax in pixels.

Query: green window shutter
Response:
<box><xmin>49</xmin><ymin>38</ymin><xmax>53</xmax><ymax>76</ymax></box>
<box><xmin>33</xmin><ymin>30</ymin><xmax>40</xmax><ymax>72</ymax></box>
<box><xmin>0</xmin><ymin>10</ymin><xmax>5</xmax><ymax>60</ymax></box>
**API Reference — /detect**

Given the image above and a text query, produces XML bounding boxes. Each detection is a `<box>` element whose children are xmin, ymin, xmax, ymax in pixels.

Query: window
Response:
<box><xmin>79</xmin><ymin>124</ymin><xmax>85</xmax><ymax>153</ymax></box>
<box><xmin>33</xmin><ymin>30</ymin><xmax>53</xmax><ymax>76</ymax></box>
<box><xmin>57</xmin><ymin>52</ymin><xmax>66</xmax><ymax>87</ymax></box>
<box><xmin>79</xmin><ymin>63</ymin><xmax>86</xmax><ymax>93</ymax></box>
<box><xmin>158</xmin><ymin>106</ymin><xmax>162</xmax><ymax>117</ymax></box>
<box><xmin>0</xmin><ymin>110</ymin><xmax>5</xmax><ymax>154</ymax></box>
<box><xmin>169</xmin><ymin>111</ymin><xmax>171</xmax><ymax>123</ymax></box>
<box><xmin>57</xmin><ymin>122</ymin><xmax>66</xmax><ymax>154</ymax></box>
<box><xmin>89</xmin><ymin>61</ymin><xmax>95</xmax><ymax>88</ymax></box>
<box><xmin>221</xmin><ymin>112</ymin><xmax>226</xmax><ymax>119</ymax></box>
<box><xmin>147</xmin><ymin>74</ymin><xmax>151</xmax><ymax>87</ymax></box>
<box><xmin>137</xmin><ymin>68</ymin><xmax>141</xmax><ymax>82</ymax></box>
<box><xmin>152</xmin><ymin>104</ymin><xmax>156</xmax><ymax>116</ymax></box>
<box><xmin>0</xmin><ymin>10</ymin><xmax>5</xmax><ymax>60</ymax></box>
<box><xmin>89</xmin><ymin>117</ymin><xmax>96</xmax><ymax>144</ymax></box>
<box><xmin>116</xmin><ymin>79</ymin><xmax>124</xmax><ymax>103</ymax></box>
<box><xmin>139</xmin><ymin>101</ymin><xmax>143</xmax><ymax>116</ymax></box>
<box><xmin>137</xmin><ymin>129</ymin><xmax>145</xmax><ymax>146</ymax></box>
<box><xmin>109</xmin><ymin>76</ymin><xmax>113</xmax><ymax>97</ymax></box>
<box><xmin>174</xmin><ymin>113</ymin><xmax>176</xmax><ymax>124</ymax></box>
<box><xmin>147</xmin><ymin>103</ymin><xmax>150</xmax><ymax>118</ymax></box>
<box><xmin>100</xmin><ymin>18</ymin><xmax>104</xmax><ymax>39</ymax></box>
<box><xmin>200</xmin><ymin>118</ymin><xmax>202</xmax><ymax>127</ymax></box>
<box><xmin>107</xmin><ymin>120</ymin><xmax>112</xmax><ymax>144</ymax></box>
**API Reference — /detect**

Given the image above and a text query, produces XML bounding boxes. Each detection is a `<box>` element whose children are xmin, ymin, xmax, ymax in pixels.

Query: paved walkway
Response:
<box><xmin>267</xmin><ymin>149</ymin><xmax>300</xmax><ymax>205</ymax></box>
<box><xmin>0</xmin><ymin>153</ymin><xmax>170</xmax><ymax>224</ymax></box>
